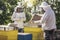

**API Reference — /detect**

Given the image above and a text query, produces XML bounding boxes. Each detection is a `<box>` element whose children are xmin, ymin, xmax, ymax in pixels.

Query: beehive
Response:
<box><xmin>0</xmin><ymin>30</ymin><xmax>18</xmax><ymax>40</ymax></box>
<box><xmin>24</xmin><ymin>27</ymin><xmax>44</xmax><ymax>40</ymax></box>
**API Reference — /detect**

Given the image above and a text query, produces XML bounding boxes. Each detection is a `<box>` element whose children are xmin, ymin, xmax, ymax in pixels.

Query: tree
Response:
<box><xmin>0</xmin><ymin>0</ymin><xmax>18</xmax><ymax>24</ymax></box>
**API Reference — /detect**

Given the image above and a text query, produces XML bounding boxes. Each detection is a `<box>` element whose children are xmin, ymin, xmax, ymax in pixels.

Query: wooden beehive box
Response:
<box><xmin>32</xmin><ymin>14</ymin><xmax>42</xmax><ymax>21</ymax></box>
<box><xmin>31</xmin><ymin>14</ymin><xmax>42</xmax><ymax>21</ymax></box>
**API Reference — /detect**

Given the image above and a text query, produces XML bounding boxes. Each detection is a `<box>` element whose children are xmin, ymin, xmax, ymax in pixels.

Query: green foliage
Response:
<box><xmin>0</xmin><ymin>0</ymin><xmax>60</xmax><ymax>29</ymax></box>
<box><xmin>0</xmin><ymin>0</ymin><xmax>32</xmax><ymax>25</ymax></box>
<box><xmin>55</xmin><ymin>2</ymin><xmax>60</xmax><ymax>29</ymax></box>
<box><xmin>56</xmin><ymin>13</ymin><xmax>60</xmax><ymax>29</ymax></box>
<box><xmin>0</xmin><ymin>0</ymin><xmax>17</xmax><ymax>25</ymax></box>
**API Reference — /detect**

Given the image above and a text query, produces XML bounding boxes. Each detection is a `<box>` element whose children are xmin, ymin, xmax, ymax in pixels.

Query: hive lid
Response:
<box><xmin>18</xmin><ymin>33</ymin><xmax>31</xmax><ymax>35</ymax></box>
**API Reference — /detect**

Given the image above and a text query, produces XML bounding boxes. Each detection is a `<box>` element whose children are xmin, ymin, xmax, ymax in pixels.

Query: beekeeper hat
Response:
<box><xmin>14</xmin><ymin>2</ymin><xmax>23</xmax><ymax>12</ymax></box>
<box><xmin>17</xmin><ymin>2</ymin><xmax>22</xmax><ymax>7</ymax></box>
<box><xmin>39</xmin><ymin>2</ymin><xmax>50</xmax><ymax>8</ymax></box>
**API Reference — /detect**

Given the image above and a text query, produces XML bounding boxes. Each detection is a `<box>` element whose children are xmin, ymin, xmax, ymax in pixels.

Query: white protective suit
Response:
<box><xmin>11</xmin><ymin>2</ymin><xmax>26</xmax><ymax>29</ymax></box>
<box><xmin>34</xmin><ymin>2</ymin><xmax>56</xmax><ymax>30</ymax></box>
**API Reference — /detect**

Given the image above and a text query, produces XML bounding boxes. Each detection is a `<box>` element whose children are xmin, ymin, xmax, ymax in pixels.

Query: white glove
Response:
<box><xmin>34</xmin><ymin>21</ymin><xmax>39</xmax><ymax>23</ymax></box>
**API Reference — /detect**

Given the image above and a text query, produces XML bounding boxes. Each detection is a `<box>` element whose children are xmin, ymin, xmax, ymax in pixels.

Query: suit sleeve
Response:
<box><xmin>23</xmin><ymin>13</ymin><xmax>26</xmax><ymax>21</ymax></box>
<box><xmin>11</xmin><ymin>12</ymin><xmax>16</xmax><ymax>21</ymax></box>
<box><xmin>40</xmin><ymin>12</ymin><xmax>49</xmax><ymax>24</ymax></box>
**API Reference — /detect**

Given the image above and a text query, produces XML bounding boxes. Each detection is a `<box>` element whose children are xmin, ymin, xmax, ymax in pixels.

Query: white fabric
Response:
<box><xmin>14</xmin><ymin>6</ymin><xmax>22</xmax><ymax>12</ymax></box>
<box><xmin>17</xmin><ymin>2</ymin><xmax>22</xmax><ymax>7</ymax></box>
<box><xmin>18</xmin><ymin>33</ymin><xmax>31</xmax><ymax>35</ymax></box>
<box><xmin>39</xmin><ymin>2</ymin><xmax>50</xmax><ymax>7</ymax></box>
<box><xmin>34</xmin><ymin>2</ymin><xmax>56</xmax><ymax>30</ymax></box>
<box><xmin>14</xmin><ymin>2</ymin><xmax>22</xmax><ymax>12</ymax></box>
<box><xmin>11</xmin><ymin>12</ymin><xmax>26</xmax><ymax>28</ymax></box>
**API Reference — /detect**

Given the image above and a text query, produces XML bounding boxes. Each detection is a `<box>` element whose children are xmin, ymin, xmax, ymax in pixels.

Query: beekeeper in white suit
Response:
<box><xmin>34</xmin><ymin>2</ymin><xmax>56</xmax><ymax>40</ymax></box>
<box><xmin>11</xmin><ymin>2</ymin><xmax>26</xmax><ymax>32</ymax></box>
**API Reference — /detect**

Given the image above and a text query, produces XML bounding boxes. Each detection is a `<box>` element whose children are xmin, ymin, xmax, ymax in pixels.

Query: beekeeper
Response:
<box><xmin>11</xmin><ymin>2</ymin><xmax>26</xmax><ymax>32</ymax></box>
<box><xmin>34</xmin><ymin>2</ymin><xmax>56</xmax><ymax>40</ymax></box>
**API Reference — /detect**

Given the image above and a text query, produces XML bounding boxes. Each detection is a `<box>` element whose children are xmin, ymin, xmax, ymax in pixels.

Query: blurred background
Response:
<box><xmin>0</xmin><ymin>0</ymin><xmax>60</xmax><ymax>29</ymax></box>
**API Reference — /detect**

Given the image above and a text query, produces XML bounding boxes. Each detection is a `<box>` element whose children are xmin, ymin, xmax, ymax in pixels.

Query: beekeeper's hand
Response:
<box><xmin>34</xmin><ymin>21</ymin><xmax>38</xmax><ymax>23</ymax></box>
<box><xmin>34</xmin><ymin>20</ymin><xmax>41</xmax><ymax>23</ymax></box>
<box><xmin>29</xmin><ymin>20</ymin><xmax>34</xmax><ymax>24</ymax></box>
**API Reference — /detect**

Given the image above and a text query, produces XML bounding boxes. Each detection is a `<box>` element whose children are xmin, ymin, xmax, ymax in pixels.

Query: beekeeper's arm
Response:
<box><xmin>11</xmin><ymin>12</ymin><xmax>16</xmax><ymax>21</ymax></box>
<box><xmin>14</xmin><ymin>6</ymin><xmax>17</xmax><ymax>12</ymax></box>
<box><xmin>34</xmin><ymin>12</ymin><xmax>49</xmax><ymax>24</ymax></box>
<box><xmin>23</xmin><ymin>12</ymin><xmax>26</xmax><ymax>21</ymax></box>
